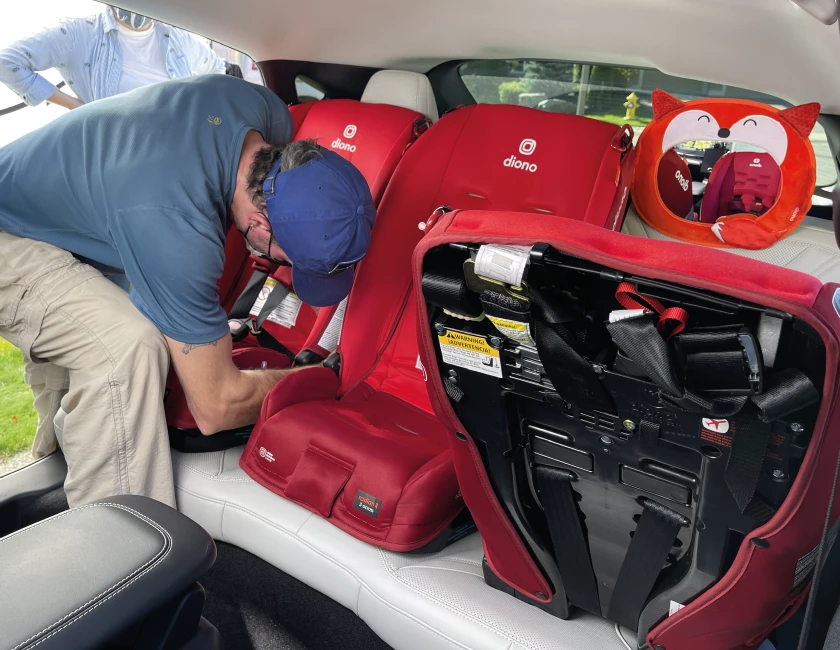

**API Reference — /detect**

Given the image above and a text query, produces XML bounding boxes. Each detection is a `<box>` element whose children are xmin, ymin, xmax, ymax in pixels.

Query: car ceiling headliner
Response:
<box><xmin>118</xmin><ymin>0</ymin><xmax>840</xmax><ymax>113</ymax></box>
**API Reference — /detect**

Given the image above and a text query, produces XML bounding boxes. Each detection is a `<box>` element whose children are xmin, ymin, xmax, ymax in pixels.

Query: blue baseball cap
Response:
<box><xmin>263</xmin><ymin>148</ymin><xmax>376</xmax><ymax>307</ymax></box>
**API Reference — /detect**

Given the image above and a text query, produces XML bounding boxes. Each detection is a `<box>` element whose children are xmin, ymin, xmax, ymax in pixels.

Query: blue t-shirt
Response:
<box><xmin>0</xmin><ymin>74</ymin><xmax>292</xmax><ymax>343</ymax></box>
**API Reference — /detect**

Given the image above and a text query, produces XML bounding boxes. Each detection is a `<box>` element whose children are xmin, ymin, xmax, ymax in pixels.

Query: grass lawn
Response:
<box><xmin>0</xmin><ymin>338</ymin><xmax>36</xmax><ymax>459</ymax></box>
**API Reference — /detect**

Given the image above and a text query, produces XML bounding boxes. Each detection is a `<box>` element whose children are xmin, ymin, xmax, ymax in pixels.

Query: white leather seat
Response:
<box><xmin>623</xmin><ymin>207</ymin><xmax>840</xmax><ymax>283</ymax></box>
<box><xmin>361</xmin><ymin>70</ymin><xmax>439</xmax><ymax>122</ymax></box>
<box><xmin>173</xmin><ymin>448</ymin><xmax>633</xmax><ymax>650</ymax></box>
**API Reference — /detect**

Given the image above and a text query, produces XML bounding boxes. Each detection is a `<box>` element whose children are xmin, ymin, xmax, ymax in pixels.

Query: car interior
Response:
<box><xmin>5</xmin><ymin>1</ymin><xmax>840</xmax><ymax>649</ymax></box>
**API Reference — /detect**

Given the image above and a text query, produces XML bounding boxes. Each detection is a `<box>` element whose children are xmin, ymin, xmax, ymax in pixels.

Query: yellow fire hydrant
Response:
<box><xmin>623</xmin><ymin>91</ymin><xmax>639</xmax><ymax>121</ymax></box>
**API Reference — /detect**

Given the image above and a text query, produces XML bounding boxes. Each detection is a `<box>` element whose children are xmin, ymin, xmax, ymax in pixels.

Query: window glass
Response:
<box><xmin>295</xmin><ymin>75</ymin><xmax>325</xmax><ymax>102</ymax></box>
<box><xmin>459</xmin><ymin>61</ymin><xmax>836</xmax><ymax>188</ymax></box>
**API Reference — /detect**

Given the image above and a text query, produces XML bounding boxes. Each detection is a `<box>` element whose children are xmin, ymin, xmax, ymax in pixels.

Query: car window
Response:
<box><xmin>295</xmin><ymin>75</ymin><xmax>326</xmax><ymax>103</ymax></box>
<box><xmin>0</xmin><ymin>1</ymin><xmax>261</xmax><ymax>148</ymax></box>
<box><xmin>459</xmin><ymin>61</ymin><xmax>836</xmax><ymax>189</ymax></box>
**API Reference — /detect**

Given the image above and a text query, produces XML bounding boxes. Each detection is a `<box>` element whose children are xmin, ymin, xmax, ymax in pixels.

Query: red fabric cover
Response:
<box><xmin>657</xmin><ymin>149</ymin><xmax>694</xmax><ymax>220</ymax></box>
<box><xmin>164</xmin><ymin>347</ymin><xmax>291</xmax><ymax>430</ymax></box>
<box><xmin>293</xmin><ymin>99</ymin><xmax>426</xmax><ymax>205</ymax></box>
<box><xmin>700</xmin><ymin>152</ymin><xmax>781</xmax><ymax>224</ymax></box>
<box><xmin>633</xmin><ymin>90</ymin><xmax>818</xmax><ymax>249</ymax></box>
<box><xmin>243</xmin><ymin>104</ymin><xmax>632</xmax><ymax>551</ymax></box>
<box><xmin>288</xmin><ymin>102</ymin><xmax>316</xmax><ymax>137</ymax></box>
<box><xmin>412</xmin><ymin>209</ymin><xmax>835</xmax><ymax>648</ymax></box>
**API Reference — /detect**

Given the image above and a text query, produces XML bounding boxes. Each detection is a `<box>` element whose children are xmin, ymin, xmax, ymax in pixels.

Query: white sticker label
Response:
<box><xmin>487</xmin><ymin>316</ymin><xmax>535</xmax><ymax>347</ymax></box>
<box><xmin>249</xmin><ymin>277</ymin><xmax>302</xmax><ymax>329</ymax></box>
<box><xmin>668</xmin><ymin>601</ymin><xmax>685</xmax><ymax>617</ymax></box>
<box><xmin>474</xmin><ymin>244</ymin><xmax>532</xmax><ymax>287</ymax></box>
<box><xmin>701</xmin><ymin>418</ymin><xmax>730</xmax><ymax>434</ymax></box>
<box><xmin>608</xmin><ymin>309</ymin><xmax>648</xmax><ymax>323</ymax></box>
<box><xmin>316</xmin><ymin>297</ymin><xmax>347</xmax><ymax>351</ymax></box>
<box><xmin>438</xmin><ymin>330</ymin><xmax>503</xmax><ymax>378</ymax></box>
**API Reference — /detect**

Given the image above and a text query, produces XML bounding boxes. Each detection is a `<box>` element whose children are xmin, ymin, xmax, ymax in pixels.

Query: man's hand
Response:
<box><xmin>165</xmin><ymin>333</ymin><xmax>304</xmax><ymax>435</ymax></box>
<box><xmin>47</xmin><ymin>89</ymin><xmax>83</xmax><ymax>110</ymax></box>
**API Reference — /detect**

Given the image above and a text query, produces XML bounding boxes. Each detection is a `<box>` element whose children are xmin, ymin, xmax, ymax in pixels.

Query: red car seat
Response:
<box><xmin>412</xmin><ymin>209</ymin><xmax>835</xmax><ymax>648</ymax></box>
<box><xmin>700</xmin><ymin>151</ymin><xmax>782</xmax><ymax>223</ymax></box>
<box><xmin>656</xmin><ymin>148</ymin><xmax>695</xmax><ymax>220</ymax></box>
<box><xmin>239</xmin><ymin>103</ymin><xmax>636</xmax><ymax>551</ymax></box>
<box><xmin>166</xmin><ymin>75</ymin><xmax>433</xmax><ymax>431</ymax></box>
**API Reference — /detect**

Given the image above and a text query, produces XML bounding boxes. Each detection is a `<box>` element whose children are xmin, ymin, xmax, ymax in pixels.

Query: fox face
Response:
<box><xmin>631</xmin><ymin>90</ymin><xmax>820</xmax><ymax>249</ymax></box>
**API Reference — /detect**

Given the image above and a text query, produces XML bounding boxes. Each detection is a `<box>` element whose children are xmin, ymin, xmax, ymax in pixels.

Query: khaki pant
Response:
<box><xmin>0</xmin><ymin>232</ymin><xmax>175</xmax><ymax>508</ymax></box>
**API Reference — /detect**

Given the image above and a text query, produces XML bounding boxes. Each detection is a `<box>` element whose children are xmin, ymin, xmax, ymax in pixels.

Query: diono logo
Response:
<box><xmin>519</xmin><ymin>138</ymin><xmax>537</xmax><ymax>155</ymax></box>
<box><xmin>675</xmin><ymin>169</ymin><xmax>689</xmax><ymax>192</ymax></box>
<box><xmin>331</xmin><ymin>138</ymin><xmax>357</xmax><ymax>152</ymax></box>
<box><xmin>504</xmin><ymin>138</ymin><xmax>538</xmax><ymax>172</ymax></box>
<box><xmin>343</xmin><ymin>124</ymin><xmax>357</xmax><ymax>138</ymax></box>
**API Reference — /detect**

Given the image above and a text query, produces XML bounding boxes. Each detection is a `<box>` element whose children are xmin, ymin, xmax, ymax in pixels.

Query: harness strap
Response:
<box><xmin>615</xmin><ymin>282</ymin><xmax>688</xmax><ymax>338</ymax></box>
<box><xmin>534</xmin><ymin>465</ymin><xmax>601</xmax><ymax>616</ymax></box>
<box><xmin>531</xmin><ymin>287</ymin><xmax>614</xmax><ymax>413</ymax></box>
<box><xmin>607</xmin><ymin>499</ymin><xmax>684</xmax><ymax>631</ymax></box>
<box><xmin>228</xmin><ymin>270</ymin><xmax>270</xmax><ymax>321</ymax></box>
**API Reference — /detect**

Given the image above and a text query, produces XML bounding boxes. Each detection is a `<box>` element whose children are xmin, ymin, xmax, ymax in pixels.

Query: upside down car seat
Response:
<box><xmin>165</xmin><ymin>72</ymin><xmax>435</xmax><ymax>432</ymax></box>
<box><xmin>239</xmin><ymin>102</ymin><xmax>637</xmax><ymax>551</ymax></box>
<box><xmin>413</xmin><ymin>207</ymin><xmax>839</xmax><ymax>649</ymax></box>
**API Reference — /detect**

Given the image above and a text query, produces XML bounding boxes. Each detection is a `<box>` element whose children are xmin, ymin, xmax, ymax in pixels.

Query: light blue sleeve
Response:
<box><xmin>0</xmin><ymin>18</ymin><xmax>79</xmax><ymax>106</ymax></box>
<box><xmin>109</xmin><ymin>206</ymin><xmax>229</xmax><ymax>344</ymax></box>
<box><xmin>177</xmin><ymin>29</ymin><xmax>226</xmax><ymax>76</ymax></box>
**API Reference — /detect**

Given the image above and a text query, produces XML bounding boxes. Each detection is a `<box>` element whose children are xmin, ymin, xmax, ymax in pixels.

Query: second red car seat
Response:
<box><xmin>240</xmin><ymin>103</ymin><xmax>637</xmax><ymax>551</ymax></box>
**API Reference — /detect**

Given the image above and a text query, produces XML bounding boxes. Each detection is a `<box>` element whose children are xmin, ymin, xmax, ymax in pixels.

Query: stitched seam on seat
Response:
<box><xmin>377</xmin><ymin>549</ymin><xmax>542</xmax><ymax>650</ymax></box>
<box><xmin>175</xmin><ymin>487</ymin><xmax>484</xmax><ymax>649</ymax></box>
<box><xmin>395</xmin><ymin>564</ymin><xmax>482</xmax><ymax>578</ymax></box>
<box><xmin>10</xmin><ymin>503</ymin><xmax>171</xmax><ymax>650</ymax></box>
<box><xmin>172</xmin><ymin>458</ymin><xmax>253</xmax><ymax>483</ymax></box>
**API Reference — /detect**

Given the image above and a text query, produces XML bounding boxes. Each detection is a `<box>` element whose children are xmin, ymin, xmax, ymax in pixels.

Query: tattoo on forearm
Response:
<box><xmin>181</xmin><ymin>340</ymin><xmax>219</xmax><ymax>355</ymax></box>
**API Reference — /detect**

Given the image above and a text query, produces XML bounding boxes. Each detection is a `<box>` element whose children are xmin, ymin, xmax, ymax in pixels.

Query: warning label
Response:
<box><xmin>317</xmin><ymin>298</ymin><xmax>347</xmax><ymax>352</ymax></box>
<box><xmin>438</xmin><ymin>330</ymin><xmax>502</xmax><ymax>378</ymax></box>
<box><xmin>249</xmin><ymin>277</ymin><xmax>302</xmax><ymax>329</ymax></box>
<box><xmin>487</xmin><ymin>316</ymin><xmax>536</xmax><ymax>347</ymax></box>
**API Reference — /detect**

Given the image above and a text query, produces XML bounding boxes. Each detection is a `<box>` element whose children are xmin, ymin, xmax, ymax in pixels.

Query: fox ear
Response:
<box><xmin>778</xmin><ymin>103</ymin><xmax>821</xmax><ymax>139</ymax></box>
<box><xmin>652</xmin><ymin>89</ymin><xmax>686</xmax><ymax>121</ymax></box>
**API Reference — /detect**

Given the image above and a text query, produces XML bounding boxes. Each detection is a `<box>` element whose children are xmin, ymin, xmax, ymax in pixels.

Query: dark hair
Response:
<box><xmin>247</xmin><ymin>139</ymin><xmax>322</xmax><ymax>209</ymax></box>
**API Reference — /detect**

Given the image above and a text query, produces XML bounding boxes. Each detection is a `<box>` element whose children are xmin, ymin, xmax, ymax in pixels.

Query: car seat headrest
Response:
<box><xmin>361</xmin><ymin>70</ymin><xmax>439</xmax><ymax>122</ymax></box>
<box><xmin>422</xmin><ymin>104</ymin><xmax>628</xmax><ymax>220</ymax></box>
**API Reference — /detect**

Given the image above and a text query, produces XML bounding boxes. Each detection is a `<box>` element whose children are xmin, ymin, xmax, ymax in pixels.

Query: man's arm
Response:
<box><xmin>0</xmin><ymin>20</ymin><xmax>78</xmax><ymax>107</ymax></box>
<box><xmin>165</xmin><ymin>332</ymin><xmax>303</xmax><ymax>435</ymax></box>
<box><xmin>47</xmin><ymin>88</ymin><xmax>83</xmax><ymax>110</ymax></box>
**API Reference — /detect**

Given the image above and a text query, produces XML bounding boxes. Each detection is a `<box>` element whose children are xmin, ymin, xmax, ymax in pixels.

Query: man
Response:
<box><xmin>0</xmin><ymin>74</ymin><xmax>376</xmax><ymax>508</ymax></box>
<box><xmin>0</xmin><ymin>6</ymin><xmax>224</xmax><ymax>111</ymax></box>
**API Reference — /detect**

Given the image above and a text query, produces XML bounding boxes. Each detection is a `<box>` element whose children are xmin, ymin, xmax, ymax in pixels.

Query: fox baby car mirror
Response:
<box><xmin>632</xmin><ymin>89</ymin><xmax>820</xmax><ymax>249</ymax></box>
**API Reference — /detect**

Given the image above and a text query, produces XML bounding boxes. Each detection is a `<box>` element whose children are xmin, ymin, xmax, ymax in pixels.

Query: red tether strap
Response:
<box><xmin>615</xmin><ymin>281</ymin><xmax>688</xmax><ymax>339</ymax></box>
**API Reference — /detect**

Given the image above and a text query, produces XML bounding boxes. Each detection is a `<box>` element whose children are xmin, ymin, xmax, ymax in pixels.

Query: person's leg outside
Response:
<box><xmin>0</xmin><ymin>231</ymin><xmax>175</xmax><ymax>507</ymax></box>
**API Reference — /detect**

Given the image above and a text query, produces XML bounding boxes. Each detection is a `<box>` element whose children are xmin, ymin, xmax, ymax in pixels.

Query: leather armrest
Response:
<box><xmin>0</xmin><ymin>495</ymin><xmax>216</xmax><ymax>650</ymax></box>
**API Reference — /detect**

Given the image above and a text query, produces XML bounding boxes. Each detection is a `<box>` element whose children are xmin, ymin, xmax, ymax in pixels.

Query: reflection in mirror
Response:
<box><xmin>657</xmin><ymin>141</ymin><xmax>781</xmax><ymax>224</ymax></box>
